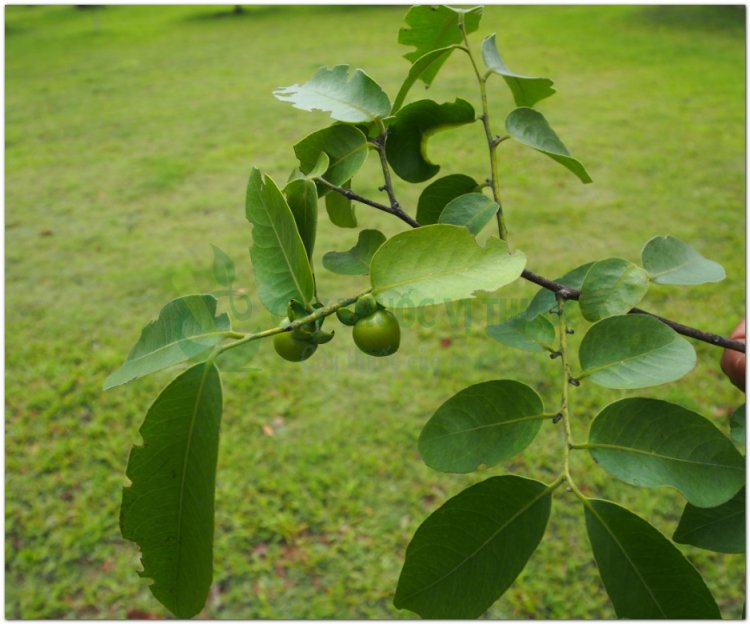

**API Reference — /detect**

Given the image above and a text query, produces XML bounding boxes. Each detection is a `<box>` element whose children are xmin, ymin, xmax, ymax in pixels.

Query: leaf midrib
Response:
<box><xmin>588</xmin><ymin>442</ymin><xmax>743</xmax><ymax>471</ymax></box>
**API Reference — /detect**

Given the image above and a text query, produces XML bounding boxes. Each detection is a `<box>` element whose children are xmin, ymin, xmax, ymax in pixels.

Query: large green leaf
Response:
<box><xmin>674</xmin><ymin>488</ymin><xmax>745</xmax><ymax>554</ymax></box>
<box><xmin>394</xmin><ymin>475</ymin><xmax>552</xmax><ymax>619</ymax></box>
<box><xmin>104</xmin><ymin>295</ymin><xmax>230</xmax><ymax>390</ymax></box>
<box><xmin>293</xmin><ymin>125</ymin><xmax>368</xmax><ymax>193</ymax></box>
<box><xmin>392</xmin><ymin>46</ymin><xmax>458</xmax><ymax>114</ymax></box>
<box><xmin>120</xmin><ymin>362</ymin><xmax>223</xmax><ymax>619</ymax></box>
<box><xmin>273</xmin><ymin>65</ymin><xmax>391</xmax><ymax>123</ymax></box>
<box><xmin>324</xmin><ymin>180</ymin><xmax>357</xmax><ymax>228</ymax></box>
<box><xmin>641</xmin><ymin>235</ymin><xmax>726</xmax><ymax>285</ymax></box>
<box><xmin>385</xmin><ymin>98</ymin><xmax>476</xmax><ymax>183</ymax></box>
<box><xmin>482</xmin><ymin>34</ymin><xmax>555</xmax><ymax>107</ymax></box>
<box><xmin>506</xmin><ymin>107</ymin><xmax>592</xmax><ymax>183</ymax></box>
<box><xmin>487</xmin><ymin>312</ymin><xmax>556</xmax><ymax>352</ymax></box>
<box><xmin>398</xmin><ymin>5</ymin><xmax>482</xmax><ymax>85</ymax></box>
<box><xmin>584</xmin><ymin>498</ymin><xmax>721</xmax><ymax>619</ymax></box>
<box><xmin>284</xmin><ymin>178</ymin><xmax>318</xmax><ymax>259</ymax></box>
<box><xmin>322</xmin><ymin>229</ymin><xmax>386</xmax><ymax>276</ymax></box>
<box><xmin>730</xmin><ymin>404</ymin><xmax>745</xmax><ymax>444</ymax></box>
<box><xmin>419</xmin><ymin>380</ymin><xmax>545</xmax><ymax>473</ymax></box>
<box><xmin>245</xmin><ymin>168</ymin><xmax>315</xmax><ymax>316</ymax></box>
<box><xmin>579</xmin><ymin>315</ymin><xmax>696</xmax><ymax>389</ymax></box>
<box><xmin>588</xmin><ymin>398</ymin><xmax>744</xmax><ymax>507</ymax></box>
<box><xmin>416</xmin><ymin>173</ymin><xmax>479</xmax><ymax>225</ymax></box>
<box><xmin>579</xmin><ymin>258</ymin><xmax>649</xmax><ymax>321</ymax></box>
<box><xmin>438</xmin><ymin>192</ymin><xmax>499</xmax><ymax>235</ymax></box>
<box><xmin>370</xmin><ymin>224</ymin><xmax>526</xmax><ymax>309</ymax></box>
<box><xmin>526</xmin><ymin>262</ymin><xmax>593</xmax><ymax>319</ymax></box>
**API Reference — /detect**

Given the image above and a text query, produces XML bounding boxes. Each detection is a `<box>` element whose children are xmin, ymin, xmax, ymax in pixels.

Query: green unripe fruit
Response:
<box><xmin>353</xmin><ymin>309</ymin><xmax>401</xmax><ymax>357</ymax></box>
<box><xmin>273</xmin><ymin>320</ymin><xmax>317</xmax><ymax>362</ymax></box>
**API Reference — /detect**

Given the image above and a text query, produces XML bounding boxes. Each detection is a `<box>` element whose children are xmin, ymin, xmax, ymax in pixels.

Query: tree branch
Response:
<box><xmin>315</xmin><ymin>183</ymin><xmax>745</xmax><ymax>354</ymax></box>
<box><xmin>522</xmin><ymin>269</ymin><xmax>746</xmax><ymax>353</ymax></box>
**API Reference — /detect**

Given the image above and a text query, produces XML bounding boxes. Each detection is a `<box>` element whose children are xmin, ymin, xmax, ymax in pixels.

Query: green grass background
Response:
<box><xmin>5</xmin><ymin>4</ymin><xmax>745</xmax><ymax>619</ymax></box>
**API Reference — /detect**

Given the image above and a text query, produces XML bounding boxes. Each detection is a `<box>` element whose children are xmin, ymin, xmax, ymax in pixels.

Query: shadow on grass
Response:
<box><xmin>181</xmin><ymin>4</ymin><xmax>393</xmax><ymax>24</ymax></box>
<box><xmin>634</xmin><ymin>5</ymin><xmax>745</xmax><ymax>33</ymax></box>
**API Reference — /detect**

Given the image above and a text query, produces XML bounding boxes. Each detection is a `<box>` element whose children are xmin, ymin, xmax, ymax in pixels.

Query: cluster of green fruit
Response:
<box><xmin>273</xmin><ymin>294</ymin><xmax>400</xmax><ymax>362</ymax></box>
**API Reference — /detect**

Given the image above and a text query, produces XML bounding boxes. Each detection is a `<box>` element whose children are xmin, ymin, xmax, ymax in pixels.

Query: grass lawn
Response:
<box><xmin>5</xmin><ymin>4</ymin><xmax>745</xmax><ymax>619</ymax></box>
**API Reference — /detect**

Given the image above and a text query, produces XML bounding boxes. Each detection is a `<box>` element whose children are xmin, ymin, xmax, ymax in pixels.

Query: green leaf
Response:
<box><xmin>293</xmin><ymin>125</ymin><xmax>368</xmax><ymax>192</ymax></box>
<box><xmin>419</xmin><ymin>380</ymin><xmax>545</xmax><ymax>473</ymax></box>
<box><xmin>438</xmin><ymin>192</ymin><xmax>499</xmax><ymax>235</ymax></box>
<box><xmin>482</xmin><ymin>34</ymin><xmax>555</xmax><ymax>107</ymax></box>
<box><xmin>579</xmin><ymin>258</ymin><xmax>649</xmax><ymax>321</ymax></box>
<box><xmin>120</xmin><ymin>362</ymin><xmax>223</xmax><ymax>619</ymax></box>
<box><xmin>506</xmin><ymin>107</ymin><xmax>592</xmax><ymax>183</ymax></box>
<box><xmin>386</xmin><ymin>98</ymin><xmax>476</xmax><ymax>183</ymax></box>
<box><xmin>324</xmin><ymin>181</ymin><xmax>357</xmax><ymax>228</ymax></box>
<box><xmin>588</xmin><ymin>398</ymin><xmax>745</xmax><ymax>507</ymax></box>
<box><xmin>487</xmin><ymin>312</ymin><xmax>556</xmax><ymax>352</ymax></box>
<box><xmin>104</xmin><ymin>295</ymin><xmax>230</xmax><ymax>390</ymax></box>
<box><xmin>392</xmin><ymin>46</ymin><xmax>458</xmax><ymax>114</ymax></box>
<box><xmin>273</xmin><ymin>65</ymin><xmax>391</xmax><ymax>123</ymax></box>
<box><xmin>641</xmin><ymin>235</ymin><xmax>726</xmax><ymax>285</ymax></box>
<box><xmin>416</xmin><ymin>173</ymin><xmax>479</xmax><ymax>225</ymax></box>
<box><xmin>370</xmin><ymin>224</ymin><xmax>526</xmax><ymax>309</ymax></box>
<box><xmin>245</xmin><ymin>168</ymin><xmax>315</xmax><ymax>316</ymax></box>
<box><xmin>284</xmin><ymin>178</ymin><xmax>318</xmax><ymax>259</ymax></box>
<box><xmin>730</xmin><ymin>404</ymin><xmax>745</xmax><ymax>444</ymax></box>
<box><xmin>674</xmin><ymin>488</ymin><xmax>745</xmax><ymax>554</ymax></box>
<box><xmin>398</xmin><ymin>5</ymin><xmax>482</xmax><ymax>85</ymax></box>
<box><xmin>322</xmin><ymin>229</ymin><xmax>386</xmax><ymax>276</ymax></box>
<box><xmin>579</xmin><ymin>314</ymin><xmax>696</xmax><ymax>389</ymax></box>
<box><xmin>394</xmin><ymin>475</ymin><xmax>552</xmax><ymax>619</ymax></box>
<box><xmin>209</xmin><ymin>244</ymin><xmax>235</xmax><ymax>288</ymax></box>
<box><xmin>526</xmin><ymin>262</ymin><xmax>593</xmax><ymax>320</ymax></box>
<box><xmin>584</xmin><ymin>498</ymin><xmax>721</xmax><ymax>619</ymax></box>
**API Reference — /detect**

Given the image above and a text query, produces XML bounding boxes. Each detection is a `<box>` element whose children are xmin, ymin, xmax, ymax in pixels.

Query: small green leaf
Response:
<box><xmin>641</xmin><ymin>235</ymin><xmax>726</xmax><ymax>285</ymax></box>
<box><xmin>506</xmin><ymin>107</ymin><xmax>592</xmax><ymax>183</ymax></box>
<box><xmin>245</xmin><ymin>168</ymin><xmax>315</xmax><ymax>316</ymax></box>
<box><xmin>307</xmin><ymin>151</ymin><xmax>330</xmax><ymax>178</ymax></box>
<box><xmin>294</xmin><ymin>125</ymin><xmax>368</xmax><ymax>192</ymax></box>
<box><xmin>324</xmin><ymin>181</ymin><xmax>357</xmax><ymax>228</ymax></box>
<box><xmin>419</xmin><ymin>380</ymin><xmax>545</xmax><ymax>473</ymax></box>
<box><xmin>398</xmin><ymin>5</ymin><xmax>482</xmax><ymax>85</ymax></box>
<box><xmin>526</xmin><ymin>262</ymin><xmax>593</xmax><ymax>319</ymax></box>
<box><xmin>584</xmin><ymin>498</ymin><xmax>721</xmax><ymax>619</ymax></box>
<box><xmin>210</xmin><ymin>244</ymin><xmax>235</xmax><ymax>288</ymax></box>
<box><xmin>323</xmin><ymin>229</ymin><xmax>386</xmax><ymax>276</ymax></box>
<box><xmin>370</xmin><ymin>225</ymin><xmax>526</xmax><ymax>309</ymax></box>
<box><xmin>579</xmin><ymin>258</ymin><xmax>649</xmax><ymax>321</ymax></box>
<box><xmin>438</xmin><ymin>192</ymin><xmax>499</xmax><ymax>235</ymax></box>
<box><xmin>487</xmin><ymin>313</ymin><xmax>556</xmax><ymax>352</ymax></box>
<box><xmin>588</xmin><ymin>398</ymin><xmax>745</xmax><ymax>507</ymax></box>
<box><xmin>730</xmin><ymin>404</ymin><xmax>745</xmax><ymax>444</ymax></box>
<box><xmin>394</xmin><ymin>475</ymin><xmax>552</xmax><ymax>619</ymax></box>
<box><xmin>674</xmin><ymin>488</ymin><xmax>745</xmax><ymax>554</ymax></box>
<box><xmin>482</xmin><ymin>34</ymin><xmax>555</xmax><ymax>107</ymax></box>
<box><xmin>392</xmin><ymin>46</ymin><xmax>458</xmax><ymax>114</ymax></box>
<box><xmin>284</xmin><ymin>178</ymin><xmax>318</xmax><ymax>259</ymax></box>
<box><xmin>579</xmin><ymin>314</ymin><xmax>696</xmax><ymax>389</ymax></box>
<box><xmin>416</xmin><ymin>173</ymin><xmax>479</xmax><ymax>225</ymax></box>
<box><xmin>121</xmin><ymin>362</ymin><xmax>223</xmax><ymax>619</ymax></box>
<box><xmin>386</xmin><ymin>98</ymin><xmax>476</xmax><ymax>183</ymax></box>
<box><xmin>273</xmin><ymin>65</ymin><xmax>391</xmax><ymax>123</ymax></box>
<box><xmin>104</xmin><ymin>295</ymin><xmax>230</xmax><ymax>390</ymax></box>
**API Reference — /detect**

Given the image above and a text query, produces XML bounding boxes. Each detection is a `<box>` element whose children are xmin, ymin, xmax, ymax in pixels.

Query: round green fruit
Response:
<box><xmin>353</xmin><ymin>309</ymin><xmax>400</xmax><ymax>357</ymax></box>
<box><xmin>273</xmin><ymin>328</ymin><xmax>317</xmax><ymax>362</ymax></box>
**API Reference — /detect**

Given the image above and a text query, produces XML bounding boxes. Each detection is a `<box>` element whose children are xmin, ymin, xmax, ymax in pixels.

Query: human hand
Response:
<box><xmin>720</xmin><ymin>318</ymin><xmax>746</xmax><ymax>392</ymax></box>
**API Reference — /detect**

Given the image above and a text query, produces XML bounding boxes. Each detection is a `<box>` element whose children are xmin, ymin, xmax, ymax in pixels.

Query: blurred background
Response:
<box><xmin>5</xmin><ymin>4</ymin><xmax>745</xmax><ymax>618</ymax></box>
